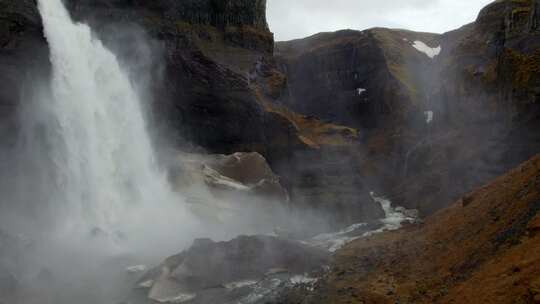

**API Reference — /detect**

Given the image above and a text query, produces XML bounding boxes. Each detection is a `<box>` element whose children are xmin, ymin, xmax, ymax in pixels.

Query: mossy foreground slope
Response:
<box><xmin>286</xmin><ymin>154</ymin><xmax>540</xmax><ymax>304</ymax></box>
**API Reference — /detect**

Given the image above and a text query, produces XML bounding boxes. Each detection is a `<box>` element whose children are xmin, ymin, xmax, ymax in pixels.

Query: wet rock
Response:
<box><xmin>170</xmin><ymin>235</ymin><xmax>328</xmax><ymax>289</ymax></box>
<box><xmin>172</xmin><ymin>152</ymin><xmax>289</xmax><ymax>202</ymax></box>
<box><xmin>0</xmin><ymin>268</ymin><xmax>17</xmax><ymax>300</ymax></box>
<box><xmin>140</xmin><ymin>235</ymin><xmax>330</xmax><ymax>303</ymax></box>
<box><xmin>205</xmin><ymin>152</ymin><xmax>289</xmax><ymax>200</ymax></box>
<box><xmin>207</xmin><ymin>152</ymin><xmax>278</xmax><ymax>185</ymax></box>
<box><xmin>276</xmin><ymin>146</ymin><xmax>386</xmax><ymax>228</ymax></box>
<box><xmin>275</xmin><ymin>28</ymin><xmax>436</xmax><ymax>129</ymax></box>
<box><xmin>0</xmin><ymin>0</ymin><xmax>49</xmax><ymax>151</ymax></box>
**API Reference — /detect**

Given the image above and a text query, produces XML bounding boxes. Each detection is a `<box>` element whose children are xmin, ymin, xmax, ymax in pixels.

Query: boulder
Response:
<box><xmin>138</xmin><ymin>235</ymin><xmax>329</xmax><ymax>303</ymax></box>
<box><xmin>171</xmin><ymin>152</ymin><xmax>289</xmax><ymax>202</ymax></box>
<box><xmin>205</xmin><ymin>152</ymin><xmax>277</xmax><ymax>185</ymax></box>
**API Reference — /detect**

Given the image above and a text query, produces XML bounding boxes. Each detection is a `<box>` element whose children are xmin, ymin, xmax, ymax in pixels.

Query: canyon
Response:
<box><xmin>0</xmin><ymin>0</ymin><xmax>539</xmax><ymax>303</ymax></box>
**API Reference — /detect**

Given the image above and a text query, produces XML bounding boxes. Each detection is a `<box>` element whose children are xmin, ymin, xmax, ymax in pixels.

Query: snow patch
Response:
<box><xmin>424</xmin><ymin>110</ymin><xmax>434</xmax><ymax>124</ymax></box>
<box><xmin>412</xmin><ymin>40</ymin><xmax>441</xmax><ymax>59</ymax></box>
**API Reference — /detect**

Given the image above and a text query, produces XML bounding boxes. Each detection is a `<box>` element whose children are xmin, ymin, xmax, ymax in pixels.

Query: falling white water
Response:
<box><xmin>33</xmin><ymin>0</ymin><xmax>196</xmax><ymax>255</ymax></box>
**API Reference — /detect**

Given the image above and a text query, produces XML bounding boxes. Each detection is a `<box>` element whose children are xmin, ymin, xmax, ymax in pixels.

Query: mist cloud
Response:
<box><xmin>267</xmin><ymin>0</ymin><xmax>494</xmax><ymax>41</ymax></box>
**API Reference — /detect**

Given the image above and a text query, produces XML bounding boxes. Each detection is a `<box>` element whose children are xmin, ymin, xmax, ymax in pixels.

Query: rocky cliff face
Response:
<box><xmin>65</xmin><ymin>0</ymin><xmax>272</xmax><ymax>54</ymax></box>
<box><xmin>64</xmin><ymin>0</ymin><xmax>283</xmax><ymax>155</ymax></box>
<box><xmin>1</xmin><ymin>0</ymin><xmax>538</xmax><ymax>225</ymax></box>
<box><xmin>275</xmin><ymin>29</ymin><xmax>440</xmax><ymax>129</ymax></box>
<box><xmin>0</xmin><ymin>0</ymin><xmax>384</xmax><ymax>227</ymax></box>
<box><xmin>404</xmin><ymin>0</ymin><xmax>540</xmax><ymax>214</ymax></box>
<box><xmin>0</xmin><ymin>0</ymin><xmax>49</xmax><ymax>197</ymax></box>
<box><xmin>275</xmin><ymin>0</ymin><xmax>540</xmax><ymax>216</ymax></box>
<box><xmin>0</xmin><ymin>0</ymin><xmax>47</xmax><ymax>148</ymax></box>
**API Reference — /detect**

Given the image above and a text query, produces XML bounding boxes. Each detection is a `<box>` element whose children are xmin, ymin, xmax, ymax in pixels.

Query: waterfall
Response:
<box><xmin>22</xmin><ymin>0</ymin><xmax>196</xmax><ymax>254</ymax></box>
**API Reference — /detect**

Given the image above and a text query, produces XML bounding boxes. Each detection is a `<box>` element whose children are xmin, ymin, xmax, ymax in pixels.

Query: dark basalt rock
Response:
<box><xmin>0</xmin><ymin>0</ymin><xmax>48</xmax><ymax>147</ymax></box>
<box><xmin>170</xmin><ymin>236</ymin><xmax>328</xmax><ymax>288</ymax></box>
<box><xmin>135</xmin><ymin>235</ymin><xmax>330</xmax><ymax>303</ymax></box>
<box><xmin>66</xmin><ymin>0</ymin><xmax>269</xmax><ymax>31</ymax></box>
<box><xmin>275</xmin><ymin>28</ymin><xmax>439</xmax><ymax>129</ymax></box>
<box><xmin>275</xmin><ymin>145</ymin><xmax>386</xmax><ymax>227</ymax></box>
<box><xmin>276</xmin><ymin>30</ymin><xmax>395</xmax><ymax>129</ymax></box>
<box><xmin>61</xmin><ymin>0</ymin><xmax>291</xmax><ymax>160</ymax></box>
<box><xmin>0</xmin><ymin>0</ymin><xmax>50</xmax><ymax>201</ymax></box>
<box><xmin>275</xmin><ymin>0</ymin><xmax>540</xmax><ymax>216</ymax></box>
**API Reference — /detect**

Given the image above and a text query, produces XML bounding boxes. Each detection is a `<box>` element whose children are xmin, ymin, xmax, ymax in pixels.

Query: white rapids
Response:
<box><xmin>307</xmin><ymin>193</ymin><xmax>417</xmax><ymax>252</ymax></box>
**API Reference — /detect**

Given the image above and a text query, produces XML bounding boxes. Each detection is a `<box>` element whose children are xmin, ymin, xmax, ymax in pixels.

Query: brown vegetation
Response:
<box><xmin>290</xmin><ymin>155</ymin><xmax>540</xmax><ymax>304</ymax></box>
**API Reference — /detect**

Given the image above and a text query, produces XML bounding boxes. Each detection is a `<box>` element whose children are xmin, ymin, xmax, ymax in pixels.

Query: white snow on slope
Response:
<box><xmin>412</xmin><ymin>40</ymin><xmax>441</xmax><ymax>59</ymax></box>
<box><xmin>357</xmin><ymin>88</ymin><xmax>367</xmax><ymax>96</ymax></box>
<box><xmin>424</xmin><ymin>110</ymin><xmax>434</xmax><ymax>124</ymax></box>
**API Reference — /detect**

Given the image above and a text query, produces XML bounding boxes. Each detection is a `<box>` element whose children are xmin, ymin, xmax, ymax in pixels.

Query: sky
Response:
<box><xmin>267</xmin><ymin>0</ymin><xmax>494</xmax><ymax>41</ymax></box>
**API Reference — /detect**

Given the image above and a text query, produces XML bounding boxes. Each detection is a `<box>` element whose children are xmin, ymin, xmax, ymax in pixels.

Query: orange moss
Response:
<box><xmin>265</xmin><ymin>70</ymin><xmax>287</xmax><ymax>99</ymax></box>
<box><xmin>253</xmin><ymin>88</ymin><xmax>358</xmax><ymax>149</ymax></box>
